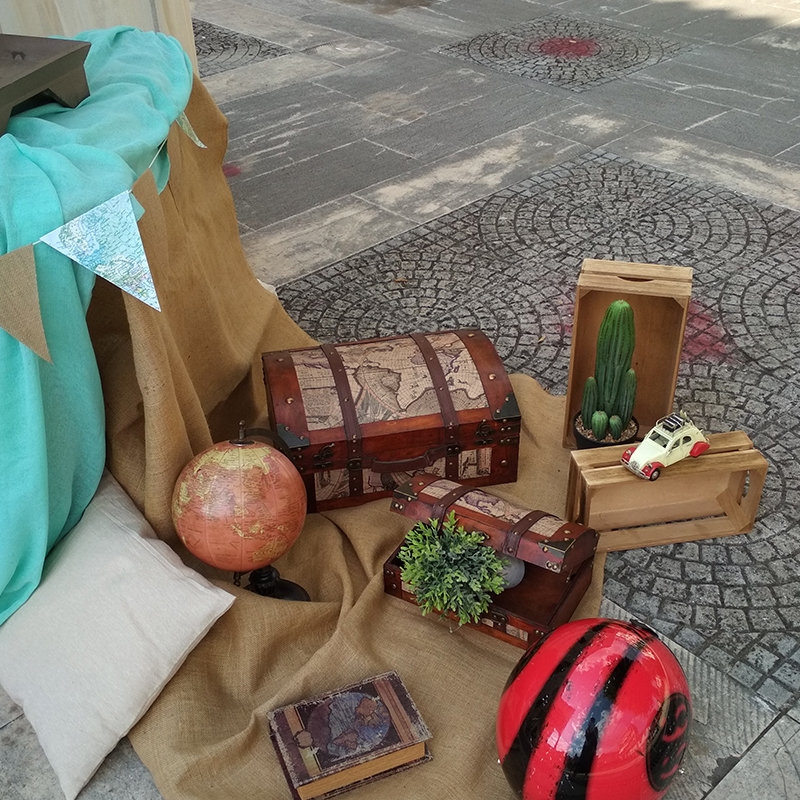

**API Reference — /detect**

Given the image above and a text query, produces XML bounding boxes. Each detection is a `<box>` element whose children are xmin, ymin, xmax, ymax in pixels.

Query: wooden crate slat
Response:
<box><xmin>566</xmin><ymin>431</ymin><xmax>768</xmax><ymax>551</ymax></box>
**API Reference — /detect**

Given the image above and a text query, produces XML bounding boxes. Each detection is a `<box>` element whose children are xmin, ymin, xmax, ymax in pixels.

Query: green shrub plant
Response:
<box><xmin>398</xmin><ymin>512</ymin><xmax>506</xmax><ymax>627</ymax></box>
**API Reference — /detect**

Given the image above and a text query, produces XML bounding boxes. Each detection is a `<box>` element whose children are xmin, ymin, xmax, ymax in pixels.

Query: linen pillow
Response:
<box><xmin>0</xmin><ymin>471</ymin><xmax>235</xmax><ymax>800</ymax></box>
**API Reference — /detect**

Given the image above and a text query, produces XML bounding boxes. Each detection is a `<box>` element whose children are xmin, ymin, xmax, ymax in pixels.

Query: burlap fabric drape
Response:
<box><xmin>87</xmin><ymin>78</ymin><xmax>604</xmax><ymax>799</ymax></box>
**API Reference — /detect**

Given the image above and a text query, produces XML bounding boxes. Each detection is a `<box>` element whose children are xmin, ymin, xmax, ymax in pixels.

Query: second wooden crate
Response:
<box><xmin>565</xmin><ymin>431</ymin><xmax>767</xmax><ymax>551</ymax></box>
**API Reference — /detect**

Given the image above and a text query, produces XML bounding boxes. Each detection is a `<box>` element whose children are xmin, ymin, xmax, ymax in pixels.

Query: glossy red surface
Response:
<box><xmin>497</xmin><ymin>618</ymin><xmax>691</xmax><ymax>800</ymax></box>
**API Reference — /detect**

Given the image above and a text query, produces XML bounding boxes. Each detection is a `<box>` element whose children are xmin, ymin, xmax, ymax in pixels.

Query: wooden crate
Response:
<box><xmin>565</xmin><ymin>431</ymin><xmax>767</xmax><ymax>551</ymax></box>
<box><xmin>562</xmin><ymin>259</ymin><xmax>693</xmax><ymax>447</ymax></box>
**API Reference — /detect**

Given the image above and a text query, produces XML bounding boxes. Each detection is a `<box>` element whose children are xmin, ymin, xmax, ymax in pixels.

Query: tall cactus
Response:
<box><xmin>579</xmin><ymin>299</ymin><xmax>637</xmax><ymax>442</ymax></box>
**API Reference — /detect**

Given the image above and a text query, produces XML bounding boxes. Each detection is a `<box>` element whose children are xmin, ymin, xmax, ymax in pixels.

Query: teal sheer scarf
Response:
<box><xmin>0</xmin><ymin>26</ymin><xmax>194</xmax><ymax>623</ymax></box>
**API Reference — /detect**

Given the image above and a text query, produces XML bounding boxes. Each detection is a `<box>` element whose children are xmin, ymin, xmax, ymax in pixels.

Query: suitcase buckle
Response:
<box><xmin>347</xmin><ymin>458</ymin><xmax>362</xmax><ymax>471</ymax></box>
<box><xmin>474</xmin><ymin>420</ymin><xmax>494</xmax><ymax>446</ymax></box>
<box><xmin>446</xmin><ymin>443</ymin><xmax>462</xmax><ymax>455</ymax></box>
<box><xmin>313</xmin><ymin>443</ymin><xmax>335</xmax><ymax>469</ymax></box>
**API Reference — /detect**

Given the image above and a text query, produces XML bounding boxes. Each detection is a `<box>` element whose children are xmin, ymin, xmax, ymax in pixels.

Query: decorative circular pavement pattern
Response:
<box><xmin>437</xmin><ymin>14</ymin><xmax>683</xmax><ymax>91</ymax></box>
<box><xmin>192</xmin><ymin>19</ymin><xmax>290</xmax><ymax>78</ymax></box>
<box><xmin>278</xmin><ymin>150</ymin><xmax>800</xmax><ymax>710</ymax></box>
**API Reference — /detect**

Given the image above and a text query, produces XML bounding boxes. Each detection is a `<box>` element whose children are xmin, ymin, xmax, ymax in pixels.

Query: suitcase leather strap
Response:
<box><xmin>502</xmin><ymin>510</ymin><xmax>549</xmax><ymax>558</ymax></box>
<box><xmin>320</xmin><ymin>343</ymin><xmax>363</xmax><ymax>496</ymax></box>
<box><xmin>431</xmin><ymin>484</ymin><xmax>473</xmax><ymax>526</ymax></box>
<box><xmin>410</xmin><ymin>332</ymin><xmax>460</xmax><ymax>480</ymax></box>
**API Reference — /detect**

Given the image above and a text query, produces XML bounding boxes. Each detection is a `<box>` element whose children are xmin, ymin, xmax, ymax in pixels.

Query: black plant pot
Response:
<box><xmin>573</xmin><ymin>413</ymin><xmax>639</xmax><ymax>450</ymax></box>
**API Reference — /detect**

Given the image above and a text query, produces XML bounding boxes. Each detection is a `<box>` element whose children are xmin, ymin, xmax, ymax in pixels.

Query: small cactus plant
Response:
<box><xmin>578</xmin><ymin>299</ymin><xmax>638</xmax><ymax>442</ymax></box>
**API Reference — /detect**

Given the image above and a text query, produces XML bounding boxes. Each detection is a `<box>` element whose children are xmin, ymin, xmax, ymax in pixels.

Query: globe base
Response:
<box><xmin>240</xmin><ymin>565</ymin><xmax>310</xmax><ymax>602</ymax></box>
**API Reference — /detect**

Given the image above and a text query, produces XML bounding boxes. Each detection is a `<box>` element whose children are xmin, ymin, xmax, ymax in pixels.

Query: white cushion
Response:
<box><xmin>0</xmin><ymin>471</ymin><xmax>234</xmax><ymax>799</ymax></box>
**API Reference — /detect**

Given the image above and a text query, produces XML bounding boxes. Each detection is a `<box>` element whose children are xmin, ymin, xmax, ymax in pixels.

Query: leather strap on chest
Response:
<box><xmin>431</xmin><ymin>484</ymin><xmax>473</xmax><ymax>526</ymax></box>
<box><xmin>320</xmin><ymin>343</ymin><xmax>363</xmax><ymax>496</ymax></box>
<box><xmin>410</xmin><ymin>332</ymin><xmax>460</xmax><ymax>479</ymax></box>
<box><xmin>502</xmin><ymin>510</ymin><xmax>550</xmax><ymax>557</ymax></box>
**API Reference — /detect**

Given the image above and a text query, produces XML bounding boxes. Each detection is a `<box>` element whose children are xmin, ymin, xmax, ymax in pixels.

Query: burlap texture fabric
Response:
<box><xmin>88</xmin><ymin>79</ymin><xmax>604</xmax><ymax>799</ymax></box>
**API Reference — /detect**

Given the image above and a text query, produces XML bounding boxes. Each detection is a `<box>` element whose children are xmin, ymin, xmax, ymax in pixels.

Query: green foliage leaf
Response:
<box><xmin>398</xmin><ymin>512</ymin><xmax>506</xmax><ymax>626</ymax></box>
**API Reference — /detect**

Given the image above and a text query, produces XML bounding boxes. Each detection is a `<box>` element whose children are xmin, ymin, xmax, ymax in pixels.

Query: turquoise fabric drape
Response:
<box><xmin>0</xmin><ymin>27</ymin><xmax>194</xmax><ymax>624</ymax></box>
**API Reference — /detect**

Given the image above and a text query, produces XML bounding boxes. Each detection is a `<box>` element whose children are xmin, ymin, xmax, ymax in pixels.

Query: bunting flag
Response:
<box><xmin>176</xmin><ymin>110</ymin><xmax>207</xmax><ymax>149</ymax></box>
<box><xmin>40</xmin><ymin>190</ymin><xmax>160</xmax><ymax>310</ymax></box>
<box><xmin>0</xmin><ymin>244</ymin><xmax>51</xmax><ymax>362</ymax></box>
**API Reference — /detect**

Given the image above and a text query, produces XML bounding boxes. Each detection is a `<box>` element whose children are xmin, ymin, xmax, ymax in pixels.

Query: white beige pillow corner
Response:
<box><xmin>0</xmin><ymin>471</ymin><xmax>234</xmax><ymax>800</ymax></box>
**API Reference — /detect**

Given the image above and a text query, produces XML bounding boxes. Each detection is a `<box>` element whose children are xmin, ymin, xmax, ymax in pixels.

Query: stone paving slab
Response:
<box><xmin>663</xmin><ymin>10</ymin><xmax>799</xmax><ymax>47</ymax></box>
<box><xmin>301</xmin><ymin>8</ymin><xmax>478</xmax><ymax>51</ymax></box>
<box><xmin>230</xmin><ymin>139</ymin><xmax>415</xmax><ymax>229</ymax></box>
<box><xmin>779</xmin><ymin>143</ymin><xmax>800</xmax><ymax>166</ymax></box>
<box><xmin>530</xmin><ymin>103</ymin><xmax>649</xmax><ymax>148</ymax></box>
<box><xmin>369</xmin><ymin>84</ymin><xmax>571</xmax><ymax>161</ymax></box>
<box><xmin>571</xmin><ymin>78</ymin><xmax>729</xmax><ymax>130</ymax></box>
<box><xmin>314</xmin><ymin>50</ymin><xmax>526</xmax><ymax>120</ymax></box>
<box><xmin>0</xmin><ymin>700</ymin><xmax>162</xmax><ymax>800</ymax></box>
<box><xmin>199</xmin><ymin>53</ymin><xmax>342</xmax><ymax>105</ymax></box>
<box><xmin>221</xmin><ymin>81</ymin><xmax>402</xmax><ymax>176</ymax></box>
<box><xmin>729</xmin><ymin>18</ymin><xmax>800</xmax><ymax>56</ymax></box>
<box><xmin>614</xmin><ymin>0</ymin><xmax>800</xmax><ymax>42</ymax></box>
<box><xmin>241</xmin><ymin>195</ymin><xmax>416</xmax><ymax>284</ymax></box>
<box><xmin>628</xmin><ymin>59</ymin><xmax>800</xmax><ymax>116</ymax></box>
<box><xmin>0</xmin><ymin>688</ymin><xmax>20</xmax><ymax>728</ymax></box>
<box><xmin>686</xmin><ymin>108</ymin><xmax>800</xmax><ymax>157</ymax></box>
<box><xmin>601</xmin><ymin>124</ymin><xmax>800</xmax><ymax>210</ymax></box>
<box><xmin>354</xmin><ymin>122</ymin><xmax>586</xmax><ymax>222</ymax></box>
<box><xmin>705</xmin><ymin>715</ymin><xmax>800</xmax><ymax>798</ymax></box>
<box><xmin>418</xmin><ymin>0</ymin><xmax>547</xmax><ymax>27</ymax></box>
<box><xmin>192</xmin><ymin>0</ymin><xmax>378</xmax><ymax>52</ymax></box>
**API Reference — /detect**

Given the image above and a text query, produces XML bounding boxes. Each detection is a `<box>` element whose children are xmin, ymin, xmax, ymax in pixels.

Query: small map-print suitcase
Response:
<box><xmin>384</xmin><ymin>474</ymin><xmax>598</xmax><ymax>648</ymax></box>
<box><xmin>262</xmin><ymin>329</ymin><xmax>520</xmax><ymax>512</ymax></box>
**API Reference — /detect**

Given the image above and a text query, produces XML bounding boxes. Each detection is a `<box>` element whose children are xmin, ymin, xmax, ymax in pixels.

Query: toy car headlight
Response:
<box><xmin>621</xmin><ymin>448</ymin><xmax>634</xmax><ymax>463</ymax></box>
<box><xmin>641</xmin><ymin>463</ymin><xmax>654</xmax><ymax>476</ymax></box>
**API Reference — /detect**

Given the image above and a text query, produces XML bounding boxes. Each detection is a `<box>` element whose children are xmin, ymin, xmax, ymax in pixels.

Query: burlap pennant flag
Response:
<box><xmin>0</xmin><ymin>244</ymin><xmax>51</xmax><ymax>362</ymax></box>
<box><xmin>40</xmin><ymin>191</ymin><xmax>160</xmax><ymax>310</ymax></box>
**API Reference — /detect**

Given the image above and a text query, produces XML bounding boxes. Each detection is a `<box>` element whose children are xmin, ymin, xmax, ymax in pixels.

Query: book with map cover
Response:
<box><xmin>267</xmin><ymin>671</ymin><xmax>432</xmax><ymax>800</ymax></box>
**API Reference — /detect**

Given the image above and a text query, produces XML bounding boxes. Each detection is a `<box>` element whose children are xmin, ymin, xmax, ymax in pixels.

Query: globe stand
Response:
<box><xmin>234</xmin><ymin>566</ymin><xmax>310</xmax><ymax>601</ymax></box>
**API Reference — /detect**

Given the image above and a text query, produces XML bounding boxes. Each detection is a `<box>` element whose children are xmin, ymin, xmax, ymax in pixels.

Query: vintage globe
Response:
<box><xmin>172</xmin><ymin>434</ymin><xmax>307</xmax><ymax>573</ymax></box>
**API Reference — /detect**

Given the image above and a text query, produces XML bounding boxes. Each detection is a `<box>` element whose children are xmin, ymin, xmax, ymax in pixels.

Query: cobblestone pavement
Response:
<box><xmin>277</xmin><ymin>148</ymin><xmax>800</xmax><ymax>708</ymax></box>
<box><xmin>438</xmin><ymin>14</ymin><xmax>684</xmax><ymax>90</ymax></box>
<box><xmin>192</xmin><ymin>18</ymin><xmax>290</xmax><ymax>77</ymax></box>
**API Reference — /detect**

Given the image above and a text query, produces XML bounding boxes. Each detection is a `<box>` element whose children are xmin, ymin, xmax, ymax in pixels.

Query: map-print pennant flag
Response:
<box><xmin>40</xmin><ymin>191</ymin><xmax>160</xmax><ymax>310</ymax></box>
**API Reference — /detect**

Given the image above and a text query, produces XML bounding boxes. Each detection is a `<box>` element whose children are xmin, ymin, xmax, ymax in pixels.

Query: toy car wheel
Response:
<box><xmin>649</xmin><ymin>468</ymin><xmax>661</xmax><ymax>481</ymax></box>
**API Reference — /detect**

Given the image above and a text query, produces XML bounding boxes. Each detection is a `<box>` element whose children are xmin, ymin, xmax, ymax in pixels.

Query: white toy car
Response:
<box><xmin>621</xmin><ymin>412</ymin><xmax>710</xmax><ymax>480</ymax></box>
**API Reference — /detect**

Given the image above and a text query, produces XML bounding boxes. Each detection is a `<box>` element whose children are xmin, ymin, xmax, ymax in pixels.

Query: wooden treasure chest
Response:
<box><xmin>262</xmin><ymin>329</ymin><xmax>520</xmax><ymax>512</ymax></box>
<box><xmin>384</xmin><ymin>473</ymin><xmax>598</xmax><ymax>649</ymax></box>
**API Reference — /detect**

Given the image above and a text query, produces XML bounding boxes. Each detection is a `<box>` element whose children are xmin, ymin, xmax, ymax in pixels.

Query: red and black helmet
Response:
<box><xmin>496</xmin><ymin>618</ymin><xmax>691</xmax><ymax>800</ymax></box>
